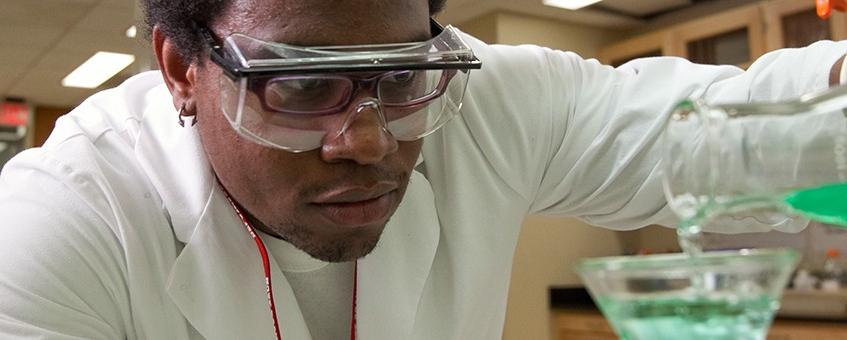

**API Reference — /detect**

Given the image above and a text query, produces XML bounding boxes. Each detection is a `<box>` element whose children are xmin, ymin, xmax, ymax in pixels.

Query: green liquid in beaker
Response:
<box><xmin>599</xmin><ymin>183</ymin><xmax>829</xmax><ymax>340</ymax></box>
<box><xmin>596</xmin><ymin>295</ymin><xmax>779</xmax><ymax>340</ymax></box>
<box><xmin>783</xmin><ymin>182</ymin><xmax>847</xmax><ymax>227</ymax></box>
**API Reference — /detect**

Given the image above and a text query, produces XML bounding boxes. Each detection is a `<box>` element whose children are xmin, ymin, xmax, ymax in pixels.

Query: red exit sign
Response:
<box><xmin>0</xmin><ymin>101</ymin><xmax>29</xmax><ymax>127</ymax></box>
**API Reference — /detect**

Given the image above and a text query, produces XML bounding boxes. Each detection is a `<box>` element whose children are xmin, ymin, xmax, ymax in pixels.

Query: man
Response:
<box><xmin>0</xmin><ymin>0</ymin><xmax>845</xmax><ymax>339</ymax></box>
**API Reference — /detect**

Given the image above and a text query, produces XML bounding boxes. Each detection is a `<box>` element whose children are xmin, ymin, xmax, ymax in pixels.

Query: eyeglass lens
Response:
<box><xmin>256</xmin><ymin>70</ymin><xmax>448</xmax><ymax>115</ymax></box>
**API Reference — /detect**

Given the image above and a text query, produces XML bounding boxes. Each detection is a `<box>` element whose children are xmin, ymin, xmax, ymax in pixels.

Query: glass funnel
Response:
<box><xmin>575</xmin><ymin>248</ymin><xmax>798</xmax><ymax>340</ymax></box>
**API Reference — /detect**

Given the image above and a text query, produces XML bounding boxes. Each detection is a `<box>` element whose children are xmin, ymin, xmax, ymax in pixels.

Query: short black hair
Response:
<box><xmin>142</xmin><ymin>0</ymin><xmax>449</xmax><ymax>64</ymax></box>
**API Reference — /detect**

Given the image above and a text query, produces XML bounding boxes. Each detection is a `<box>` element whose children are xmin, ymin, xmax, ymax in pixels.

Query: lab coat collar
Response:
<box><xmin>135</xmin><ymin>80</ymin><xmax>440</xmax><ymax>339</ymax></box>
<box><xmin>133</xmin><ymin>84</ymin><xmax>213</xmax><ymax>244</ymax></box>
<box><xmin>165</xmin><ymin>187</ymin><xmax>304</xmax><ymax>339</ymax></box>
<box><xmin>163</xmin><ymin>171</ymin><xmax>440</xmax><ymax>339</ymax></box>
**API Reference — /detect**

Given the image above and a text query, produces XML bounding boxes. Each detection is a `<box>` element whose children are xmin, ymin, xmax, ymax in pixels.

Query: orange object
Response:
<box><xmin>827</xmin><ymin>248</ymin><xmax>841</xmax><ymax>258</ymax></box>
<box><xmin>818</xmin><ymin>0</ymin><xmax>847</xmax><ymax>19</ymax></box>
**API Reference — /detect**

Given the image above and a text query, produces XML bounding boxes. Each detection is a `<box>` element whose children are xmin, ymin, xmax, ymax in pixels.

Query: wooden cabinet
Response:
<box><xmin>599</xmin><ymin>0</ymin><xmax>847</xmax><ymax>68</ymax></box>
<box><xmin>670</xmin><ymin>5</ymin><xmax>766</xmax><ymax>68</ymax></box>
<box><xmin>768</xmin><ymin>319</ymin><xmax>847</xmax><ymax>339</ymax></box>
<box><xmin>554</xmin><ymin>309</ymin><xmax>617</xmax><ymax>340</ymax></box>
<box><xmin>762</xmin><ymin>0</ymin><xmax>847</xmax><ymax>51</ymax></box>
<box><xmin>598</xmin><ymin>4</ymin><xmax>766</xmax><ymax>68</ymax></box>
<box><xmin>555</xmin><ymin>309</ymin><xmax>847</xmax><ymax>340</ymax></box>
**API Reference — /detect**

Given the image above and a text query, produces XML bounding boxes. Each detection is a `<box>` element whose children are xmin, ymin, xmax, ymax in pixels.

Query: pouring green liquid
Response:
<box><xmin>599</xmin><ymin>84</ymin><xmax>847</xmax><ymax>339</ymax></box>
<box><xmin>676</xmin><ymin>182</ymin><xmax>847</xmax><ymax>255</ymax></box>
<box><xmin>783</xmin><ymin>182</ymin><xmax>847</xmax><ymax>227</ymax></box>
<box><xmin>595</xmin><ymin>184</ymin><xmax>845</xmax><ymax>340</ymax></box>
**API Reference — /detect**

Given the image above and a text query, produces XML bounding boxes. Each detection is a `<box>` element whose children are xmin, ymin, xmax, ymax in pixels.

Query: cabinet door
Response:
<box><xmin>670</xmin><ymin>5</ymin><xmax>766</xmax><ymax>68</ymax></box>
<box><xmin>762</xmin><ymin>0</ymin><xmax>846</xmax><ymax>51</ymax></box>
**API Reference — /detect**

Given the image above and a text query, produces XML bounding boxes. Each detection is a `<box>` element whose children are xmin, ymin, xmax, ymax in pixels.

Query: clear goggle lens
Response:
<box><xmin>220</xmin><ymin>68</ymin><xmax>471</xmax><ymax>152</ymax></box>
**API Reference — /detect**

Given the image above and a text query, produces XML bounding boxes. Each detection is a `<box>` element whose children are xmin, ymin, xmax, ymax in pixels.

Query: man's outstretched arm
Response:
<box><xmin>0</xmin><ymin>149</ymin><xmax>127</xmax><ymax>339</ymax></box>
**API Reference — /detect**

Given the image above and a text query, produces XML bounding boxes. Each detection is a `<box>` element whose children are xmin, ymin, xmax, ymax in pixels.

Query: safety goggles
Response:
<box><xmin>202</xmin><ymin>20</ymin><xmax>482</xmax><ymax>152</ymax></box>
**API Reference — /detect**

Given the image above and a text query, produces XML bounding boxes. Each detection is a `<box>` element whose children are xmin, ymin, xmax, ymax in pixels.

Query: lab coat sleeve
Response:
<box><xmin>533</xmin><ymin>41</ymin><xmax>847</xmax><ymax>229</ymax></box>
<box><xmin>460</xmin><ymin>35</ymin><xmax>847</xmax><ymax>230</ymax></box>
<box><xmin>0</xmin><ymin>148</ymin><xmax>127</xmax><ymax>339</ymax></box>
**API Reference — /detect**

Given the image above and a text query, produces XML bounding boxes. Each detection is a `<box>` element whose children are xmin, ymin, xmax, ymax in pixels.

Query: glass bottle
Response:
<box><xmin>821</xmin><ymin>248</ymin><xmax>843</xmax><ymax>291</ymax></box>
<box><xmin>663</xmin><ymin>85</ymin><xmax>847</xmax><ymax>236</ymax></box>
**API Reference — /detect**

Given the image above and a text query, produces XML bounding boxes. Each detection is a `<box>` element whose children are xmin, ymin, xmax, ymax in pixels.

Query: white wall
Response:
<box><xmin>506</xmin><ymin>216</ymin><xmax>635</xmax><ymax>340</ymax></box>
<box><xmin>495</xmin><ymin>11</ymin><xmax>622</xmax><ymax>58</ymax></box>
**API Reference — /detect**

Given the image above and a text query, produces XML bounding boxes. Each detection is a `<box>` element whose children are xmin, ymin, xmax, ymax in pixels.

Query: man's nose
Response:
<box><xmin>320</xmin><ymin>99</ymin><xmax>399</xmax><ymax>164</ymax></box>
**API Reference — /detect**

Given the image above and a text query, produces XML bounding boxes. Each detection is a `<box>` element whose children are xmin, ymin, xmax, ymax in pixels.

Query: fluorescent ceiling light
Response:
<box><xmin>126</xmin><ymin>25</ymin><xmax>137</xmax><ymax>38</ymax></box>
<box><xmin>542</xmin><ymin>0</ymin><xmax>603</xmax><ymax>10</ymax></box>
<box><xmin>62</xmin><ymin>52</ymin><xmax>135</xmax><ymax>89</ymax></box>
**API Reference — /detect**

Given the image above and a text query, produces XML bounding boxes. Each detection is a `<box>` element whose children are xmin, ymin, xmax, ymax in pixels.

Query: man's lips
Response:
<box><xmin>311</xmin><ymin>182</ymin><xmax>398</xmax><ymax>227</ymax></box>
<box><xmin>313</xmin><ymin>182</ymin><xmax>397</xmax><ymax>203</ymax></box>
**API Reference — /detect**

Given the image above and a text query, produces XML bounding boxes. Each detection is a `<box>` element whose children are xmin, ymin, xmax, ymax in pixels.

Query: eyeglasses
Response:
<box><xmin>250</xmin><ymin>70</ymin><xmax>456</xmax><ymax>115</ymax></box>
<box><xmin>201</xmin><ymin>19</ymin><xmax>482</xmax><ymax>152</ymax></box>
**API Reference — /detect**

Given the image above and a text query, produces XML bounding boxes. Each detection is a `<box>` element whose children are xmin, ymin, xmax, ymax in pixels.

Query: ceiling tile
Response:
<box><xmin>6</xmin><ymin>46</ymin><xmax>145</xmax><ymax>107</ymax></box>
<box><xmin>0</xmin><ymin>24</ymin><xmax>65</xmax><ymax>47</ymax></box>
<box><xmin>0</xmin><ymin>71</ymin><xmax>27</xmax><ymax>99</ymax></box>
<box><xmin>0</xmin><ymin>0</ymin><xmax>95</xmax><ymax>28</ymax></box>
<box><xmin>7</xmin><ymin>65</ymin><xmax>99</xmax><ymax>107</ymax></box>
<box><xmin>54</xmin><ymin>29</ymin><xmax>142</xmax><ymax>55</ymax></box>
<box><xmin>0</xmin><ymin>46</ymin><xmax>46</xmax><ymax>98</ymax></box>
<box><xmin>75</xmin><ymin>3</ymin><xmax>136</xmax><ymax>32</ymax></box>
<box><xmin>0</xmin><ymin>46</ymin><xmax>43</xmax><ymax>74</ymax></box>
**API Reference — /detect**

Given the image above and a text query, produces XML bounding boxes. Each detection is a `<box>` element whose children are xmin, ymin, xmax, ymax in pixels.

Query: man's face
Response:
<box><xmin>192</xmin><ymin>0</ymin><xmax>431</xmax><ymax>262</ymax></box>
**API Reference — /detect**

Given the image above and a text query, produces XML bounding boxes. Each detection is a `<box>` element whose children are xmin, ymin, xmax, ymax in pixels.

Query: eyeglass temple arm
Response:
<box><xmin>196</xmin><ymin>23</ymin><xmax>243</xmax><ymax>79</ymax></box>
<box><xmin>430</xmin><ymin>18</ymin><xmax>445</xmax><ymax>37</ymax></box>
<box><xmin>199</xmin><ymin>17</ymin><xmax>473</xmax><ymax>79</ymax></box>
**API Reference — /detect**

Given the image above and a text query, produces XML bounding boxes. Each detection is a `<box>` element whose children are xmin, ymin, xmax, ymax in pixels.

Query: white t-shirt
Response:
<box><xmin>258</xmin><ymin>230</ymin><xmax>355</xmax><ymax>340</ymax></box>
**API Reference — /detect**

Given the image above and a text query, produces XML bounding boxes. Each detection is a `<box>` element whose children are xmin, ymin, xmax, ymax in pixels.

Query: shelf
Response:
<box><xmin>780</xmin><ymin>289</ymin><xmax>847</xmax><ymax>320</ymax></box>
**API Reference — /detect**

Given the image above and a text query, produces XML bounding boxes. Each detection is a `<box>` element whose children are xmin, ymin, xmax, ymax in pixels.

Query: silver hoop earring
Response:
<box><xmin>178</xmin><ymin>104</ymin><xmax>198</xmax><ymax>127</ymax></box>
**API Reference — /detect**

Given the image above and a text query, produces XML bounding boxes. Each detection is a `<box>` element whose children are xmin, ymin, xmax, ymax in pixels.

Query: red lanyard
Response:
<box><xmin>223</xmin><ymin>193</ymin><xmax>358</xmax><ymax>340</ymax></box>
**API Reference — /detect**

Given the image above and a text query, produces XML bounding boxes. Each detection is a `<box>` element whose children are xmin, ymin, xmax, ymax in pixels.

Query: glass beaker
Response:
<box><xmin>663</xmin><ymin>85</ymin><xmax>847</xmax><ymax>239</ymax></box>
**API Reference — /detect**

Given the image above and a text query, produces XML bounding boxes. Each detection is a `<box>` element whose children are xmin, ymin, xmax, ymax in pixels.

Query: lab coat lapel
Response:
<box><xmin>356</xmin><ymin>170</ymin><xmax>440</xmax><ymax>339</ymax></box>
<box><xmin>133</xmin><ymin>85</ymin><xmax>211</xmax><ymax>243</ymax></box>
<box><xmin>136</xmin><ymin>85</ymin><xmax>312</xmax><ymax>339</ymax></box>
<box><xmin>165</xmin><ymin>187</ymin><xmax>313</xmax><ymax>340</ymax></box>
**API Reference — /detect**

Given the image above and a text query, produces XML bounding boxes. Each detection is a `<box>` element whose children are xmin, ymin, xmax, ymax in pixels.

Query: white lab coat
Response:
<box><xmin>0</xmin><ymin>33</ymin><xmax>845</xmax><ymax>339</ymax></box>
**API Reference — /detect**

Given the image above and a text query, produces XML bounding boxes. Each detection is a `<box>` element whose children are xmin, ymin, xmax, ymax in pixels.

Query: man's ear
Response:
<box><xmin>152</xmin><ymin>25</ymin><xmax>198</xmax><ymax>111</ymax></box>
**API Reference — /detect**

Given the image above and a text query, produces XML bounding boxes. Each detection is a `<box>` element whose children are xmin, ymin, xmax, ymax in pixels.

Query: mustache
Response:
<box><xmin>300</xmin><ymin>164</ymin><xmax>409</xmax><ymax>198</ymax></box>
